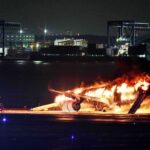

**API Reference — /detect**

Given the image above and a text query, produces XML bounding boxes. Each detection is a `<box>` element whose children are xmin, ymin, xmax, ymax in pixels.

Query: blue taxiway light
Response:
<box><xmin>71</xmin><ymin>134</ymin><xmax>75</xmax><ymax>140</ymax></box>
<box><xmin>2</xmin><ymin>117</ymin><xmax>7</xmax><ymax>123</ymax></box>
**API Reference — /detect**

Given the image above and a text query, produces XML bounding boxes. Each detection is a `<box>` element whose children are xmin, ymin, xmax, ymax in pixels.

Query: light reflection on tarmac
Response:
<box><xmin>1</xmin><ymin>109</ymin><xmax>150</xmax><ymax>123</ymax></box>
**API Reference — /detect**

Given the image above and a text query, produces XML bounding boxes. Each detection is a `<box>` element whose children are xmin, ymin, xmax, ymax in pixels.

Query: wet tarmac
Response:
<box><xmin>0</xmin><ymin>111</ymin><xmax>150</xmax><ymax>150</ymax></box>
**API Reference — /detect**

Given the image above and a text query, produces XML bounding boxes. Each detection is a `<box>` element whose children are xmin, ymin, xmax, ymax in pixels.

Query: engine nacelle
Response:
<box><xmin>62</xmin><ymin>100</ymin><xmax>81</xmax><ymax>112</ymax></box>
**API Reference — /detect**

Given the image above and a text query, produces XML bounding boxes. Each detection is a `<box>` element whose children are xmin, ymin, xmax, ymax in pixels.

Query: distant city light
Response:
<box><xmin>33</xmin><ymin>61</ymin><xmax>42</xmax><ymax>65</ymax></box>
<box><xmin>44</xmin><ymin>28</ymin><xmax>48</xmax><ymax>34</ymax></box>
<box><xmin>16</xmin><ymin>60</ymin><xmax>26</xmax><ymax>65</ymax></box>
<box><xmin>19</xmin><ymin>29</ymin><xmax>23</xmax><ymax>34</ymax></box>
<box><xmin>36</xmin><ymin>43</ymin><xmax>40</xmax><ymax>49</ymax></box>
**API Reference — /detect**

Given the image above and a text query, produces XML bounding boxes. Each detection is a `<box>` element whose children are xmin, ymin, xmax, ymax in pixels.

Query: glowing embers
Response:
<box><xmin>52</xmin><ymin>73</ymin><xmax>150</xmax><ymax>113</ymax></box>
<box><xmin>116</xmin><ymin>83</ymin><xmax>137</xmax><ymax>102</ymax></box>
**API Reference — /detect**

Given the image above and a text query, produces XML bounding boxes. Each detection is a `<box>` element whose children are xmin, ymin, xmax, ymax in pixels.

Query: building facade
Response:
<box><xmin>6</xmin><ymin>33</ymin><xmax>35</xmax><ymax>48</ymax></box>
<box><xmin>54</xmin><ymin>38</ymin><xmax>88</xmax><ymax>47</ymax></box>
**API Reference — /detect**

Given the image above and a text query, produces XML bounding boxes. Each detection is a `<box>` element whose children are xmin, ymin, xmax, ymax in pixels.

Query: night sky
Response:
<box><xmin>0</xmin><ymin>0</ymin><xmax>149</xmax><ymax>35</ymax></box>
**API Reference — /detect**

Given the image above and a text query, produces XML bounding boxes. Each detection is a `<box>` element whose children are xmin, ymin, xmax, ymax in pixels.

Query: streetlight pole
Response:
<box><xmin>19</xmin><ymin>28</ymin><xmax>23</xmax><ymax>48</ymax></box>
<box><xmin>44</xmin><ymin>28</ymin><xmax>47</xmax><ymax>46</ymax></box>
<box><xmin>2</xmin><ymin>23</ymin><xmax>5</xmax><ymax>58</ymax></box>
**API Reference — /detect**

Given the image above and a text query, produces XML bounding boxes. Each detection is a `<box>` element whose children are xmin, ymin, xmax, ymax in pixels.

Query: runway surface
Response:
<box><xmin>1</xmin><ymin>110</ymin><xmax>150</xmax><ymax>150</ymax></box>
<box><xmin>1</xmin><ymin>109</ymin><xmax>150</xmax><ymax>123</ymax></box>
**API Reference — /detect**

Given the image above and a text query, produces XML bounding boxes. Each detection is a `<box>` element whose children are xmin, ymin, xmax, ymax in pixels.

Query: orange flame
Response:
<box><xmin>54</xmin><ymin>73</ymin><xmax>150</xmax><ymax>113</ymax></box>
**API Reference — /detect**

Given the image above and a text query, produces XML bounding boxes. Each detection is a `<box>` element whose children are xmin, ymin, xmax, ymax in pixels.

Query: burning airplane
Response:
<box><xmin>32</xmin><ymin>73</ymin><xmax>150</xmax><ymax>114</ymax></box>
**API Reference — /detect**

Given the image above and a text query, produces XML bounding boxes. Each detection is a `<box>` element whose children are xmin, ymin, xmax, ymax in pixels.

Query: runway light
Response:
<box><xmin>2</xmin><ymin>117</ymin><xmax>7</xmax><ymax>123</ymax></box>
<box><xmin>133</xmin><ymin>122</ymin><xmax>136</xmax><ymax>126</ymax></box>
<box><xmin>70</xmin><ymin>134</ymin><xmax>75</xmax><ymax>140</ymax></box>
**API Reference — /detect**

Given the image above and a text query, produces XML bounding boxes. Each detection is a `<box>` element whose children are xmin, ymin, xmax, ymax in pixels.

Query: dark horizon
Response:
<box><xmin>0</xmin><ymin>0</ymin><xmax>150</xmax><ymax>35</ymax></box>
